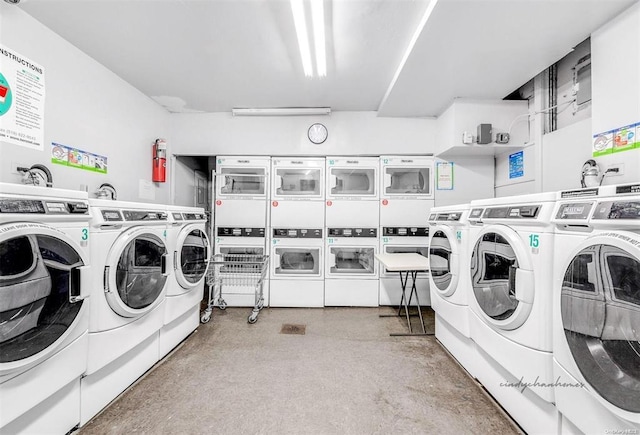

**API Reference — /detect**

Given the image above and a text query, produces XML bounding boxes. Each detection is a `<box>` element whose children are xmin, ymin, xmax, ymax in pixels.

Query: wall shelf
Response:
<box><xmin>436</xmin><ymin>141</ymin><xmax>534</xmax><ymax>159</ymax></box>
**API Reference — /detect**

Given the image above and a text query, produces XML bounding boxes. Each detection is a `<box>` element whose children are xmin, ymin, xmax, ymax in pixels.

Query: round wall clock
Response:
<box><xmin>308</xmin><ymin>123</ymin><xmax>328</xmax><ymax>144</ymax></box>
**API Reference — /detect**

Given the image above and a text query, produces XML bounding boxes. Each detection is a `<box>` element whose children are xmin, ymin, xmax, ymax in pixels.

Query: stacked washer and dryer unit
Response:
<box><xmin>270</xmin><ymin>157</ymin><xmax>325</xmax><ymax>307</ymax></box>
<box><xmin>552</xmin><ymin>184</ymin><xmax>640</xmax><ymax>434</ymax></box>
<box><xmin>213</xmin><ymin>157</ymin><xmax>270</xmax><ymax>307</ymax></box>
<box><xmin>81</xmin><ymin>198</ymin><xmax>171</xmax><ymax>424</ymax></box>
<box><xmin>160</xmin><ymin>205</ymin><xmax>210</xmax><ymax>358</ymax></box>
<box><xmin>379</xmin><ymin>156</ymin><xmax>434</xmax><ymax>306</ymax></box>
<box><xmin>466</xmin><ymin>192</ymin><xmax>559</xmax><ymax>434</ymax></box>
<box><xmin>324</xmin><ymin>157</ymin><xmax>380</xmax><ymax>306</ymax></box>
<box><xmin>0</xmin><ymin>183</ymin><xmax>91</xmax><ymax>434</ymax></box>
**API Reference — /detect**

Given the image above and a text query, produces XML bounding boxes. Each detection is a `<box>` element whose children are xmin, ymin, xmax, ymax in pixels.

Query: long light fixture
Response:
<box><xmin>290</xmin><ymin>0</ymin><xmax>326</xmax><ymax>78</ymax></box>
<box><xmin>290</xmin><ymin>0</ymin><xmax>313</xmax><ymax>77</ymax></box>
<box><xmin>232</xmin><ymin>107</ymin><xmax>331</xmax><ymax>116</ymax></box>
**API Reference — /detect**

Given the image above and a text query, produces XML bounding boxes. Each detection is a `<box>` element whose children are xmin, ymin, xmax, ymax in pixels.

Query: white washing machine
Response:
<box><xmin>271</xmin><ymin>157</ymin><xmax>325</xmax><ymax>229</ymax></box>
<box><xmin>81</xmin><ymin>199</ymin><xmax>170</xmax><ymax>425</ymax></box>
<box><xmin>160</xmin><ymin>206</ymin><xmax>210</xmax><ymax>359</ymax></box>
<box><xmin>379</xmin><ymin>155</ymin><xmax>434</xmax><ymax>227</ymax></box>
<box><xmin>379</xmin><ymin>226</ymin><xmax>430</xmax><ymax>306</ymax></box>
<box><xmin>214</xmin><ymin>156</ymin><xmax>270</xmax><ymax>229</ymax></box>
<box><xmin>0</xmin><ymin>183</ymin><xmax>91</xmax><ymax>434</ymax></box>
<box><xmin>270</xmin><ymin>228</ymin><xmax>324</xmax><ymax>307</ymax></box>
<box><xmin>427</xmin><ymin>204</ymin><xmax>484</xmax><ymax>380</ymax></box>
<box><xmin>552</xmin><ymin>184</ymin><xmax>640</xmax><ymax>433</ymax></box>
<box><xmin>325</xmin><ymin>227</ymin><xmax>379</xmax><ymax>306</ymax></box>
<box><xmin>213</xmin><ymin>226</ymin><xmax>268</xmax><ymax>307</ymax></box>
<box><xmin>467</xmin><ymin>192</ymin><xmax>559</xmax><ymax>434</ymax></box>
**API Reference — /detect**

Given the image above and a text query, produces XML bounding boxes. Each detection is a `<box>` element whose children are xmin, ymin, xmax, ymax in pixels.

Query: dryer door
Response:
<box><xmin>105</xmin><ymin>228</ymin><xmax>168</xmax><ymax>317</ymax></box>
<box><xmin>327</xmin><ymin>166</ymin><xmax>376</xmax><ymax>198</ymax></box>
<box><xmin>174</xmin><ymin>226</ymin><xmax>210</xmax><ymax>291</ymax></box>
<box><xmin>0</xmin><ymin>223</ymin><xmax>88</xmax><ymax>372</ymax></box>
<box><xmin>469</xmin><ymin>225</ymin><xmax>534</xmax><ymax>330</ymax></box>
<box><xmin>429</xmin><ymin>226</ymin><xmax>459</xmax><ymax>297</ymax></box>
<box><xmin>217</xmin><ymin>167</ymin><xmax>267</xmax><ymax>198</ymax></box>
<box><xmin>561</xmin><ymin>232</ymin><xmax>640</xmax><ymax>414</ymax></box>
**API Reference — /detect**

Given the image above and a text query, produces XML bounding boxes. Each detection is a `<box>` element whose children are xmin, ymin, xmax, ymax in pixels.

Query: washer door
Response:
<box><xmin>105</xmin><ymin>228</ymin><xmax>168</xmax><ymax>317</ymax></box>
<box><xmin>0</xmin><ymin>223</ymin><xmax>88</xmax><ymax>371</ymax></box>
<box><xmin>469</xmin><ymin>225</ymin><xmax>534</xmax><ymax>330</ymax></box>
<box><xmin>561</xmin><ymin>232</ymin><xmax>640</xmax><ymax>414</ymax></box>
<box><xmin>174</xmin><ymin>226</ymin><xmax>210</xmax><ymax>290</ymax></box>
<box><xmin>429</xmin><ymin>226</ymin><xmax>459</xmax><ymax>297</ymax></box>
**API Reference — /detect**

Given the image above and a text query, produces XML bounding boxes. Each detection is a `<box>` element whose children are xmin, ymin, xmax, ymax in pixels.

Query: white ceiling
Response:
<box><xmin>16</xmin><ymin>0</ymin><xmax>637</xmax><ymax>118</ymax></box>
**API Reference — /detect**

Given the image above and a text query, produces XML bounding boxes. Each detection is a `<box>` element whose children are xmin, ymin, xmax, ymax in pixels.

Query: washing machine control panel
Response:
<box><xmin>122</xmin><ymin>210</ymin><xmax>168</xmax><ymax>221</ymax></box>
<box><xmin>217</xmin><ymin>227</ymin><xmax>265</xmax><ymax>237</ymax></box>
<box><xmin>383</xmin><ymin>227</ymin><xmax>428</xmax><ymax>237</ymax></box>
<box><xmin>327</xmin><ymin>227</ymin><xmax>377</xmax><ymax>238</ymax></box>
<box><xmin>468</xmin><ymin>208</ymin><xmax>484</xmax><ymax>220</ymax></box>
<box><xmin>555</xmin><ymin>202</ymin><xmax>594</xmax><ymax>220</ymax></box>
<box><xmin>272</xmin><ymin>228</ymin><xmax>322</xmax><ymax>238</ymax></box>
<box><xmin>592</xmin><ymin>201</ymin><xmax>640</xmax><ymax>220</ymax></box>
<box><xmin>483</xmin><ymin>205</ymin><xmax>540</xmax><ymax>219</ymax></box>
<box><xmin>0</xmin><ymin>198</ymin><xmax>89</xmax><ymax>215</ymax></box>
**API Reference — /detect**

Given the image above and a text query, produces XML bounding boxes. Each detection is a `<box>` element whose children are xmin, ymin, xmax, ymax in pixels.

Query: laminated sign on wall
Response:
<box><xmin>0</xmin><ymin>44</ymin><xmax>45</xmax><ymax>150</ymax></box>
<box><xmin>509</xmin><ymin>151</ymin><xmax>524</xmax><ymax>179</ymax></box>
<box><xmin>593</xmin><ymin>122</ymin><xmax>640</xmax><ymax>157</ymax></box>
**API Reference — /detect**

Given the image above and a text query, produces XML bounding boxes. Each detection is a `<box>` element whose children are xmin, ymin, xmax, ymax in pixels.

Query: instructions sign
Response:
<box><xmin>51</xmin><ymin>142</ymin><xmax>108</xmax><ymax>174</ymax></box>
<box><xmin>0</xmin><ymin>44</ymin><xmax>45</xmax><ymax>150</ymax></box>
<box><xmin>509</xmin><ymin>151</ymin><xmax>524</xmax><ymax>179</ymax></box>
<box><xmin>436</xmin><ymin>161</ymin><xmax>454</xmax><ymax>190</ymax></box>
<box><xmin>593</xmin><ymin>121</ymin><xmax>639</xmax><ymax>157</ymax></box>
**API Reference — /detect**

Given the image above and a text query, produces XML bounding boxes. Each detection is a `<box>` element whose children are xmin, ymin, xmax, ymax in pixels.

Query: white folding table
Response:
<box><xmin>375</xmin><ymin>253</ymin><xmax>432</xmax><ymax>336</ymax></box>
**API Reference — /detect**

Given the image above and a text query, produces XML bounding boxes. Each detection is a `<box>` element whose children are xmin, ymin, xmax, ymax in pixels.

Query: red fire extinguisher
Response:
<box><xmin>152</xmin><ymin>138</ymin><xmax>167</xmax><ymax>182</ymax></box>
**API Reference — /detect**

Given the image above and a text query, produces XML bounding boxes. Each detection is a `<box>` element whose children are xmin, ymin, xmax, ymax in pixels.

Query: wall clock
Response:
<box><xmin>308</xmin><ymin>123</ymin><xmax>328</xmax><ymax>144</ymax></box>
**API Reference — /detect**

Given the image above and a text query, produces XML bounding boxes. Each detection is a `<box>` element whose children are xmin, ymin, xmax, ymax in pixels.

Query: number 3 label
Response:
<box><xmin>529</xmin><ymin>234</ymin><xmax>539</xmax><ymax>248</ymax></box>
<box><xmin>81</xmin><ymin>228</ymin><xmax>88</xmax><ymax>241</ymax></box>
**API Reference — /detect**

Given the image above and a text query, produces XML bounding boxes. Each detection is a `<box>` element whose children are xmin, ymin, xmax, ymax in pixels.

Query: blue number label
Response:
<box><xmin>529</xmin><ymin>234</ymin><xmax>539</xmax><ymax>248</ymax></box>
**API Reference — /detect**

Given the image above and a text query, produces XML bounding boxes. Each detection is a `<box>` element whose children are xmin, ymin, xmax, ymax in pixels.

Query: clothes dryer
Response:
<box><xmin>552</xmin><ymin>184</ymin><xmax>640</xmax><ymax>433</ymax></box>
<box><xmin>379</xmin><ymin>226</ymin><xmax>430</xmax><ymax>306</ymax></box>
<box><xmin>427</xmin><ymin>204</ymin><xmax>482</xmax><ymax>379</ymax></box>
<box><xmin>81</xmin><ymin>199</ymin><xmax>170</xmax><ymax>425</ymax></box>
<box><xmin>467</xmin><ymin>193</ymin><xmax>558</xmax><ymax>434</ymax></box>
<box><xmin>160</xmin><ymin>206</ymin><xmax>210</xmax><ymax>358</ymax></box>
<box><xmin>325</xmin><ymin>227</ymin><xmax>379</xmax><ymax>306</ymax></box>
<box><xmin>0</xmin><ymin>183</ymin><xmax>91</xmax><ymax>434</ymax></box>
<box><xmin>379</xmin><ymin>155</ymin><xmax>434</xmax><ymax>227</ymax></box>
<box><xmin>213</xmin><ymin>226</ymin><xmax>268</xmax><ymax>307</ymax></box>
<box><xmin>270</xmin><ymin>228</ymin><xmax>324</xmax><ymax>307</ymax></box>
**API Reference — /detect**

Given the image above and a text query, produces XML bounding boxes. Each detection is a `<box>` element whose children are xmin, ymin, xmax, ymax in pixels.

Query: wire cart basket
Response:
<box><xmin>201</xmin><ymin>253</ymin><xmax>270</xmax><ymax>324</ymax></box>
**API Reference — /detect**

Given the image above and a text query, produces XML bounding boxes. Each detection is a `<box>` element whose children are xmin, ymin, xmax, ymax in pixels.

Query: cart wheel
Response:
<box><xmin>218</xmin><ymin>300</ymin><xmax>227</xmax><ymax>310</ymax></box>
<box><xmin>248</xmin><ymin>314</ymin><xmax>258</xmax><ymax>324</ymax></box>
<box><xmin>200</xmin><ymin>312</ymin><xmax>211</xmax><ymax>324</ymax></box>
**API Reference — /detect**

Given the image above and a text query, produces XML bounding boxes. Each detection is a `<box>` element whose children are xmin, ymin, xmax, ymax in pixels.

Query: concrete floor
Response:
<box><xmin>79</xmin><ymin>307</ymin><xmax>522</xmax><ymax>435</ymax></box>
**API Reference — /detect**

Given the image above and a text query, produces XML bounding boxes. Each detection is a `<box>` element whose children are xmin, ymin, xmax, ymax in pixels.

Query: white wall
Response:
<box><xmin>495</xmin><ymin>146</ymin><xmax>536</xmax><ymax>197</ymax></box>
<box><xmin>434</xmin><ymin>157</ymin><xmax>495</xmax><ymax>206</ymax></box>
<box><xmin>169</xmin><ymin>112</ymin><xmax>436</xmax><ymax>156</ymax></box>
<box><xmin>0</xmin><ymin>3</ymin><xmax>171</xmax><ymax>203</ymax></box>
<box><xmin>591</xmin><ymin>1</ymin><xmax>640</xmax><ymax>185</ymax></box>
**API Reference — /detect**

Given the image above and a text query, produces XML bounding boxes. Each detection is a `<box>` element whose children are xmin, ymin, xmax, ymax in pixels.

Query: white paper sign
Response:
<box><xmin>436</xmin><ymin>161</ymin><xmax>454</xmax><ymax>190</ymax></box>
<box><xmin>0</xmin><ymin>45</ymin><xmax>45</xmax><ymax>150</ymax></box>
<box><xmin>139</xmin><ymin>179</ymin><xmax>156</xmax><ymax>200</ymax></box>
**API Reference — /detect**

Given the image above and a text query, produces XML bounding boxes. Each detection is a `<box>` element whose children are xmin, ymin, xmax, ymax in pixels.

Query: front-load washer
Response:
<box><xmin>552</xmin><ymin>183</ymin><xmax>640</xmax><ymax>433</ymax></box>
<box><xmin>325</xmin><ymin>227</ymin><xmax>379</xmax><ymax>306</ymax></box>
<box><xmin>427</xmin><ymin>204</ymin><xmax>482</xmax><ymax>379</ymax></box>
<box><xmin>0</xmin><ymin>183</ymin><xmax>91</xmax><ymax>434</ymax></box>
<box><xmin>379</xmin><ymin>155</ymin><xmax>434</xmax><ymax>227</ymax></box>
<box><xmin>379</xmin><ymin>226</ymin><xmax>430</xmax><ymax>306</ymax></box>
<box><xmin>81</xmin><ymin>199</ymin><xmax>170</xmax><ymax>425</ymax></box>
<box><xmin>270</xmin><ymin>228</ymin><xmax>324</xmax><ymax>307</ymax></box>
<box><xmin>160</xmin><ymin>206</ymin><xmax>210</xmax><ymax>358</ymax></box>
<box><xmin>213</xmin><ymin>226</ymin><xmax>268</xmax><ymax>307</ymax></box>
<box><xmin>468</xmin><ymin>192</ymin><xmax>559</xmax><ymax>434</ymax></box>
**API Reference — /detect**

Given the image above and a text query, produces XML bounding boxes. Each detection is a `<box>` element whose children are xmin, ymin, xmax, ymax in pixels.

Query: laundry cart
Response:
<box><xmin>202</xmin><ymin>254</ymin><xmax>270</xmax><ymax>324</ymax></box>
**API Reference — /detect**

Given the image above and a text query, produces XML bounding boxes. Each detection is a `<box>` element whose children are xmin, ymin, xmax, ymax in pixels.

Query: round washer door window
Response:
<box><xmin>469</xmin><ymin>226</ymin><xmax>535</xmax><ymax>330</ymax></box>
<box><xmin>176</xmin><ymin>228</ymin><xmax>209</xmax><ymax>288</ymax></box>
<box><xmin>108</xmin><ymin>232</ymin><xmax>168</xmax><ymax>316</ymax></box>
<box><xmin>430</xmin><ymin>228</ymin><xmax>458</xmax><ymax>296</ymax></box>
<box><xmin>562</xmin><ymin>243</ymin><xmax>640</xmax><ymax>413</ymax></box>
<box><xmin>0</xmin><ymin>233</ymin><xmax>84</xmax><ymax>363</ymax></box>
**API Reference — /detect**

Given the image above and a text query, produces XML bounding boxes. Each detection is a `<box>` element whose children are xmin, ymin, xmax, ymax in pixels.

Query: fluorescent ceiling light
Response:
<box><xmin>232</xmin><ymin>107</ymin><xmax>331</xmax><ymax>116</ymax></box>
<box><xmin>290</xmin><ymin>0</ymin><xmax>314</xmax><ymax>77</ymax></box>
<box><xmin>311</xmin><ymin>0</ymin><xmax>326</xmax><ymax>77</ymax></box>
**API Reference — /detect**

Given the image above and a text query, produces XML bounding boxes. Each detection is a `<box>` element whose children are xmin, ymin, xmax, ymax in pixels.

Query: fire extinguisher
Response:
<box><xmin>152</xmin><ymin>138</ymin><xmax>167</xmax><ymax>182</ymax></box>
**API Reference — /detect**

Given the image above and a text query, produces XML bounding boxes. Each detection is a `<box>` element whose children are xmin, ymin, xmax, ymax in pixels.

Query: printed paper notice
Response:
<box><xmin>139</xmin><ymin>179</ymin><xmax>156</xmax><ymax>200</ymax></box>
<box><xmin>0</xmin><ymin>45</ymin><xmax>45</xmax><ymax>150</ymax></box>
<box><xmin>436</xmin><ymin>162</ymin><xmax>454</xmax><ymax>190</ymax></box>
<box><xmin>509</xmin><ymin>151</ymin><xmax>524</xmax><ymax>179</ymax></box>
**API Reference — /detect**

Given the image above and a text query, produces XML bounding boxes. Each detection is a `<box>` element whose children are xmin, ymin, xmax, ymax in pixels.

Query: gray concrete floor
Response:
<box><xmin>79</xmin><ymin>307</ymin><xmax>522</xmax><ymax>435</ymax></box>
